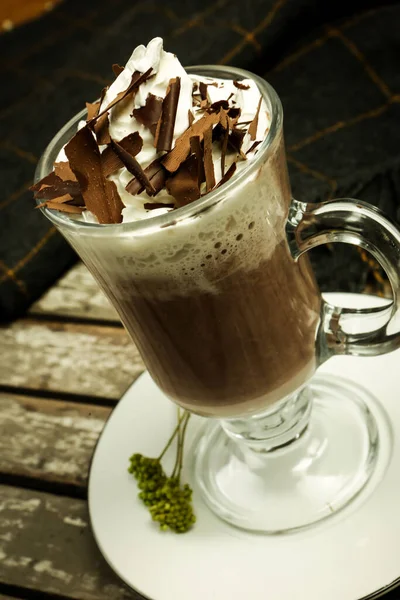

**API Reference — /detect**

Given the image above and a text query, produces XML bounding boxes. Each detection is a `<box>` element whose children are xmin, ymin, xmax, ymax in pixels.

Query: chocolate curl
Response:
<box><xmin>203</xmin><ymin>126</ymin><xmax>215</xmax><ymax>192</ymax></box>
<box><xmin>38</xmin><ymin>202</ymin><xmax>84</xmax><ymax>214</ymax></box>
<box><xmin>215</xmin><ymin>162</ymin><xmax>237</xmax><ymax>189</ymax></box>
<box><xmin>199</xmin><ymin>82</ymin><xmax>208</xmax><ymax>101</ymax></box>
<box><xmin>188</xmin><ymin>109</ymin><xmax>195</xmax><ymax>126</ymax></box>
<box><xmin>125</xmin><ymin>159</ymin><xmax>166</xmax><ymax>196</ymax></box>
<box><xmin>246</xmin><ymin>141</ymin><xmax>262</xmax><ymax>155</ymax></box>
<box><xmin>112</xmin><ymin>139</ymin><xmax>156</xmax><ymax>196</ymax></box>
<box><xmin>228</xmin><ymin>127</ymin><xmax>246</xmax><ymax>156</ymax></box>
<box><xmin>233</xmin><ymin>80</ymin><xmax>250</xmax><ymax>90</ymax></box>
<box><xmin>104</xmin><ymin>178</ymin><xmax>124</xmax><ymax>223</ymax></box>
<box><xmin>132</xmin><ymin>93</ymin><xmax>163</xmax><ymax>136</ymax></box>
<box><xmin>162</xmin><ymin>110</ymin><xmax>220</xmax><ymax>173</ymax></box>
<box><xmin>199</xmin><ymin>81</ymin><xmax>209</xmax><ymax>109</ymax></box>
<box><xmin>154</xmin><ymin>77</ymin><xmax>181</xmax><ymax>152</ymax></box>
<box><xmin>86</xmin><ymin>86</ymin><xmax>108</xmax><ymax>122</ymax></box>
<box><xmin>190</xmin><ymin>135</ymin><xmax>205</xmax><ymax>187</ymax></box>
<box><xmin>86</xmin><ymin>101</ymin><xmax>100</xmax><ymax>121</ymax></box>
<box><xmin>101</xmin><ymin>132</ymin><xmax>143</xmax><ymax>177</ymax></box>
<box><xmin>89</xmin><ymin>68</ymin><xmax>153</xmax><ymax>124</ymax></box>
<box><xmin>248</xmin><ymin>96</ymin><xmax>262</xmax><ymax>141</ymax></box>
<box><xmin>54</xmin><ymin>161</ymin><xmax>77</xmax><ymax>182</ymax></box>
<box><xmin>112</xmin><ymin>64</ymin><xmax>124</xmax><ymax>77</ymax></box>
<box><xmin>94</xmin><ymin>113</ymin><xmax>111</xmax><ymax>145</ymax></box>
<box><xmin>208</xmin><ymin>100</ymin><xmax>229</xmax><ymax>113</ymax></box>
<box><xmin>31</xmin><ymin>171</ymin><xmax>80</xmax><ymax>200</ymax></box>
<box><xmin>166</xmin><ymin>155</ymin><xmax>200</xmax><ymax>207</ymax></box>
<box><xmin>144</xmin><ymin>202</ymin><xmax>174</xmax><ymax>210</ymax></box>
<box><xmin>218</xmin><ymin>110</ymin><xmax>230</xmax><ymax>176</ymax></box>
<box><xmin>64</xmin><ymin>126</ymin><xmax>122</xmax><ymax>224</ymax></box>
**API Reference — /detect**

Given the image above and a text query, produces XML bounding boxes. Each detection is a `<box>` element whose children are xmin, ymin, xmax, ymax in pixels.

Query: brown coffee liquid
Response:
<box><xmin>106</xmin><ymin>240</ymin><xmax>321</xmax><ymax>417</ymax></box>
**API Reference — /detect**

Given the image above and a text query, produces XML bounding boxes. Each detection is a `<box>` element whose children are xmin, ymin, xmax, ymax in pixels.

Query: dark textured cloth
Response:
<box><xmin>0</xmin><ymin>0</ymin><xmax>399</xmax><ymax>321</ymax></box>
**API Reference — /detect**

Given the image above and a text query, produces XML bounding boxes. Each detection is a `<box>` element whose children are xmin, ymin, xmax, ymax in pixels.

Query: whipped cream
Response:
<box><xmin>56</xmin><ymin>37</ymin><xmax>270</xmax><ymax>224</ymax></box>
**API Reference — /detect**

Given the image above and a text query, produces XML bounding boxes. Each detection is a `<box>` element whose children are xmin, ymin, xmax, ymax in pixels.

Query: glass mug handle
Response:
<box><xmin>286</xmin><ymin>198</ymin><xmax>400</xmax><ymax>362</ymax></box>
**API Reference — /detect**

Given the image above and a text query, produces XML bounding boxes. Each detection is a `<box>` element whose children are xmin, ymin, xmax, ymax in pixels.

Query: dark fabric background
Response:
<box><xmin>0</xmin><ymin>0</ymin><xmax>399</xmax><ymax>321</ymax></box>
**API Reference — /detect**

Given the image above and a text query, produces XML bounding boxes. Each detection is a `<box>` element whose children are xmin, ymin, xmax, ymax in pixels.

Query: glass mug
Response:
<box><xmin>36</xmin><ymin>66</ymin><xmax>400</xmax><ymax>533</ymax></box>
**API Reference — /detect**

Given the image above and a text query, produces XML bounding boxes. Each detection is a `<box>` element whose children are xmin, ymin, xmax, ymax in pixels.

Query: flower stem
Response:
<box><xmin>158</xmin><ymin>409</ymin><xmax>186</xmax><ymax>461</ymax></box>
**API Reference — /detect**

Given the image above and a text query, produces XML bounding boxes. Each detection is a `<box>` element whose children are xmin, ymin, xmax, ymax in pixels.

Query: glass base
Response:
<box><xmin>194</xmin><ymin>376</ymin><xmax>380</xmax><ymax>533</ymax></box>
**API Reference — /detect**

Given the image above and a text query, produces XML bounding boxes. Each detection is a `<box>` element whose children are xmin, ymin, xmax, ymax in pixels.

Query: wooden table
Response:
<box><xmin>0</xmin><ymin>262</ymin><xmax>142</xmax><ymax>599</ymax></box>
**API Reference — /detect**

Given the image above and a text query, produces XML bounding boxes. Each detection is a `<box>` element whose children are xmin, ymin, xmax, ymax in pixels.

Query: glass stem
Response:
<box><xmin>221</xmin><ymin>385</ymin><xmax>313</xmax><ymax>452</ymax></box>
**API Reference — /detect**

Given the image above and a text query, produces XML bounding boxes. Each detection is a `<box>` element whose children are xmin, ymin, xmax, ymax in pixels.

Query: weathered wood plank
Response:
<box><xmin>0</xmin><ymin>319</ymin><xmax>144</xmax><ymax>400</ymax></box>
<box><xmin>0</xmin><ymin>485</ymin><xmax>140</xmax><ymax>599</ymax></box>
<box><xmin>0</xmin><ymin>393</ymin><xmax>111</xmax><ymax>487</ymax></box>
<box><xmin>30</xmin><ymin>263</ymin><xmax>119</xmax><ymax>322</ymax></box>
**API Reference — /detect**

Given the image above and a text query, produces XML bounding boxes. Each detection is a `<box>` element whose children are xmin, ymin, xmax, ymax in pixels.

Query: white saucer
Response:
<box><xmin>88</xmin><ymin>293</ymin><xmax>400</xmax><ymax>600</ymax></box>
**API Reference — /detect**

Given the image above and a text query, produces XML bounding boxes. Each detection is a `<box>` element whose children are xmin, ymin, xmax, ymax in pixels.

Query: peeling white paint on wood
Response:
<box><xmin>0</xmin><ymin>394</ymin><xmax>111</xmax><ymax>487</ymax></box>
<box><xmin>33</xmin><ymin>560</ymin><xmax>73</xmax><ymax>583</ymax></box>
<box><xmin>30</xmin><ymin>262</ymin><xmax>119</xmax><ymax>322</ymax></box>
<box><xmin>63</xmin><ymin>516</ymin><xmax>88</xmax><ymax>528</ymax></box>
<box><xmin>0</xmin><ymin>485</ymin><xmax>138</xmax><ymax>599</ymax></box>
<box><xmin>0</xmin><ymin>319</ymin><xmax>144</xmax><ymax>398</ymax></box>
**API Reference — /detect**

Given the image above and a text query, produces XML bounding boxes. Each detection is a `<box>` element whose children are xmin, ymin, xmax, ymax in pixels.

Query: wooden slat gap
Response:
<box><xmin>0</xmin><ymin>385</ymin><xmax>120</xmax><ymax>408</ymax></box>
<box><xmin>26</xmin><ymin>312</ymin><xmax>124</xmax><ymax>329</ymax></box>
<box><xmin>0</xmin><ymin>475</ymin><xmax>87</xmax><ymax>501</ymax></box>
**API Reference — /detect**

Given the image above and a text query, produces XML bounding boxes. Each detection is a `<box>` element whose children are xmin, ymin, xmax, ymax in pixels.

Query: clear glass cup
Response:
<box><xmin>35</xmin><ymin>66</ymin><xmax>400</xmax><ymax>533</ymax></box>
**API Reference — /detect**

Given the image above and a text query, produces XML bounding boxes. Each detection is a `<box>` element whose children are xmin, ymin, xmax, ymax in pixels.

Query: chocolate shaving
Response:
<box><xmin>190</xmin><ymin>136</ymin><xmax>205</xmax><ymax>187</ymax></box>
<box><xmin>125</xmin><ymin>159</ymin><xmax>166</xmax><ymax>196</ymax></box>
<box><xmin>221</xmin><ymin>126</ymin><xmax>229</xmax><ymax>177</ymax></box>
<box><xmin>215</xmin><ymin>162</ymin><xmax>237</xmax><ymax>188</ymax></box>
<box><xmin>101</xmin><ymin>132</ymin><xmax>143</xmax><ymax>177</ymax></box>
<box><xmin>119</xmin><ymin>131</ymin><xmax>143</xmax><ymax>156</ymax></box>
<box><xmin>101</xmin><ymin>146</ymin><xmax>123</xmax><ymax>177</ymax></box>
<box><xmin>36</xmin><ymin>193</ymin><xmax>85</xmax><ymax>209</ymax></box>
<box><xmin>86</xmin><ymin>101</ymin><xmax>100</xmax><ymax>122</ymax></box>
<box><xmin>246</xmin><ymin>140</ymin><xmax>262</xmax><ymax>155</ymax></box>
<box><xmin>38</xmin><ymin>201</ymin><xmax>84</xmax><ymax>214</ymax></box>
<box><xmin>90</xmin><ymin>68</ymin><xmax>153</xmax><ymax>124</ymax></box>
<box><xmin>203</xmin><ymin>126</ymin><xmax>215</xmax><ymax>192</ymax></box>
<box><xmin>30</xmin><ymin>171</ymin><xmax>59</xmax><ymax>192</ymax></box>
<box><xmin>162</xmin><ymin>110</ymin><xmax>219</xmax><ymax>173</ymax></box>
<box><xmin>228</xmin><ymin>127</ymin><xmax>246</xmax><ymax>154</ymax></box>
<box><xmin>248</xmin><ymin>96</ymin><xmax>262</xmax><ymax>141</ymax></box>
<box><xmin>64</xmin><ymin>126</ymin><xmax>122</xmax><ymax>224</ymax></box>
<box><xmin>86</xmin><ymin>87</ymin><xmax>108</xmax><ymax>122</ymax></box>
<box><xmin>111</xmin><ymin>139</ymin><xmax>155</xmax><ymax>195</ymax></box>
<box><xmin>112</xmin><ymin>64</ymin><xmax>124</xmax><ymax>77</ymax></box>
<box><xmin>94</xmin><ymin>113</ymin><xmax>111</xmax><ymax>145</ymax></box>
<box><xmin>144</xmin><ymin>202</ymin><xmax>174</xmax><ymax>210</ymax></box>
<box><xmin>228</xmin><ymin>107</ymin><xmax>241</xmax><ymax>120</ymax></box>
<box><xmin>188</xmin><ymin>109</ymin><xmax>195</xmax><ymax>126</ymax></box>
<box><xmin>165</xmin><ymin>155</ymin><xmax>200</xmax><ymax>207</ymax></box>
<box><xmin>54</xmin><ymin>161</ymin><xmax>77</xmax><ymax>182</ymax></box>
<box><xmin>233</xmin><ymin>80</ymin><xmax>250</xmax><ymax>90</ymax></box>
<box><xmin>104</xmin><ymin>178</ymin><xmax>124</xmax><ymax>223</ymax></box>
<box><xmin>209</xmin><ymin>100</ymin><xmax>229</xmax><ymax>113</ymax></box>
<box><xmin>199</xmin><ymin>82</ymin><xmax>208</xmax><ymax>101</ymax></box>
<box><xmin>132</xmin><ymin>93</ymin><xmax>163</xmax><ymax>136</ymax></box>
<box><xmin>36</xmin><ymin>194</ymin><xmax>72</xmax><ymax>208</ymax></box>
<box><xmin>31</xmin><ymin>171</ymin><xmax>80</xmax><ymax>200</ymax></box>
<box><xmin>154</xmin><ymin>77</ymin><xmax>181</xmax><ymax>152</ymax></box>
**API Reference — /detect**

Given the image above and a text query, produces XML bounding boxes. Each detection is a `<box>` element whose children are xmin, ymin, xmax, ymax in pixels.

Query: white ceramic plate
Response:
<box><xmin>88</xmin><ymin>293</ymin><xmax>400</xmax><ymax>600</ymax></box>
